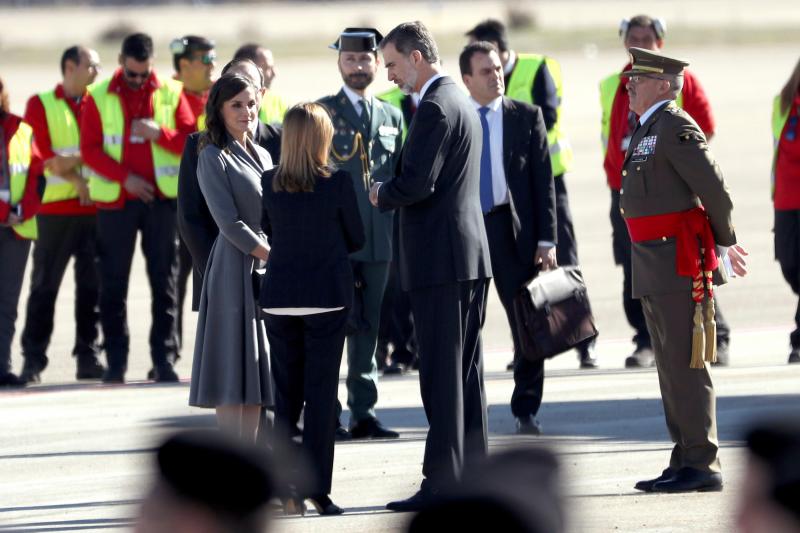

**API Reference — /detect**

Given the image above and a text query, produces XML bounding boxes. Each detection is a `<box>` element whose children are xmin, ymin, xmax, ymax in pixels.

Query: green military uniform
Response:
<box><xmin>620</xmin><ymin>49</ymin><xmax>736</xmax><ymax>480</ymax></box>
<box><xmin>318</xmin><ymin>31</ymin><xmax>403</xmax><ymax>426</ymax></box>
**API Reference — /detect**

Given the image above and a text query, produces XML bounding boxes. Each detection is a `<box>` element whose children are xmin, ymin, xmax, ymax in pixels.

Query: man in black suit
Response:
<box><xmin>460</xmin><ymin>42</ymin><xmax>557</xmax><ymax>436</ymax></box>
<box><xmin>369</xmin><ymin>22</ymin><xmax>492</xmax><ymax>511</ymax></box>
<box><xmin>177</xmin><ymin>58</ymin><xmax>281</xmax><ymax>312</ymax></box>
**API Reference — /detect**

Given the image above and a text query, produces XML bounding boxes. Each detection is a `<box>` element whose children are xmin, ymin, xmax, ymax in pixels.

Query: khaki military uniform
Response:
<box><xmin>620</xmin><ymin>101</ymin><xmax>736</xmax><ymax>473</ymax></box>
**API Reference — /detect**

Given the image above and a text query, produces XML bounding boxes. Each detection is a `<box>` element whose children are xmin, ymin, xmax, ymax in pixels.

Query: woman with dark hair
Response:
<box><xmin>773</xmin><ymin>57</ymin><xmax>800</xmax><ymax>364</ymax></box>
<box><xmin>0</xmin><ymin>76</ymin><xmax>43</xmax><ymax>388</ymax></box>
<box><xmin>189</xmin><ymin>74</ymin><xmax>273</xmax><ymax>441</ymax></box>
<box><xmin>261</xmin><ymin>102</ymin><xmax>364</xmax><ymax>515</ymax></box>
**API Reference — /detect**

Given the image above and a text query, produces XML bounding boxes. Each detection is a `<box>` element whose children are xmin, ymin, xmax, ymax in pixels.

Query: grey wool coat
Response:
<box><xmin>189</xmin><ymin>135</ymin><xmax>274</xmax><ymax>408</ymax></box>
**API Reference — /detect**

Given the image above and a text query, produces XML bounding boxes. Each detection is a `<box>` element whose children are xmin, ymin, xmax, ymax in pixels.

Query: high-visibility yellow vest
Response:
<box><xmin>197</xmin><ymin>112</ymin><xmax>206</xmax><ymax>131</ymax></box>
<box><xmin>599</xmin><ymin>71</ymin><xmax>684</xmax><ymax>157</ymax></box>
<box><xmin>771</xmin><ymin>94</ymin><xmax>791</xmax><ymax>197</ymax></box>
<box><xmin>38</xmin><ymin>90</ymin><xmax>83</xmax><ymax>204</ymax></box>
<box><xmin>377</xmin><ymin>87</ymin><xmax>408</xmax><ymax>140</ymax></box>
<box><xmin>259</xmin><ymin>91</ymin><xmax>288</xmax><ymax>126</ymax></box>
<box><xmin>6</xmin><ymin>122</ymin><xmax>38</xmax><ymax>239</ymax></box>
<box><xmin>86</xmin><ymin>76</ymin><xmax>183</xmax><ymax>202</ymax></box>
<box><xmin>506</xmin><ymin>53</ymin><xmax>573</xmax><ymax>176</ymax></box>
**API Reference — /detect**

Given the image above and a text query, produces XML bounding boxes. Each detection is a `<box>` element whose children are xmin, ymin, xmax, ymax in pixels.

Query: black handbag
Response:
<box><xmin>512</xmin><ymin>266</ymin><xmax>598</xmax><ymax>363</ymax></box>
<box><xmin>345</xmin><ymin>263</ymin><xmax>370</xmax><ymax>336</ymax></box>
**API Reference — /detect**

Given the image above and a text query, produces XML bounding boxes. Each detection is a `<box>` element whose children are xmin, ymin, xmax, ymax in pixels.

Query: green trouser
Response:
<box><xmin>344</xmin><ymin>260</ymin><xmax>389</xmax><ymax>424</ymax></box>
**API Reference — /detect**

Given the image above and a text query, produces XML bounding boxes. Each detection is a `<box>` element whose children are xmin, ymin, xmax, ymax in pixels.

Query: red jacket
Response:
<box><xmin>604</xmin><ymin>66</ymin><xmax>715</xmax><ymax>191</ymax></box>
<box><xmin>79</xmin><ymin>69</ymin><xmax>195</xmax><ymax>209</ymax></box>
<box><xmin>24</xmin><ymin>84</ymin><xmax>96</xmax><ymax>216</ymax></box>
<box><xmin>181</xmin><ymin>88</ymin><xmax>208</xmax><ymax>129</ymax></box>
<box><xmin>774</xmin><ymin>92</ymin><xmax>800</xmax><ymax>210</ymax></box>
<box><xmin>1</xmin><ymin>113</ymin><xmax>44</xmax><ymax>228</ymax></box>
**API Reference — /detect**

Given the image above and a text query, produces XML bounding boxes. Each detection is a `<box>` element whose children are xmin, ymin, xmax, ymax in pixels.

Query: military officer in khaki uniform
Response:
<box><xmin>620</xmin><ymin>48</ymin><xmax>748</xmax><ymax>493</ymax></box>
<box><xmin>318</xmin><ymin>28</ymin><xmax>403</xmax><ymax>439</ymax></box>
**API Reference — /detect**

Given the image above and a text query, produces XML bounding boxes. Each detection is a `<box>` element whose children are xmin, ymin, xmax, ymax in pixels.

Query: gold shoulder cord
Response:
<box><xmin>331</xmin><ymin>131</ymin><xmax>372</xmax><ymax>190</ymax></box>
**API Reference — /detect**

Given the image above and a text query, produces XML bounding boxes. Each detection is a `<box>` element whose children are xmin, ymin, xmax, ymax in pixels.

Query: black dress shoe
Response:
<box><xmin>0</xmin><ymin>372</ymin><xmax>26</xmax><ymax>388</ymax></box>
<box><xmin>308</xmin><ymin>494</ymin><xmax>344</xmax><ymax>515</ymax></box>
<box><xmin>578</xmin><ymin>348</ymin><xmax>598</xmax><ymax>369</ymax></box>
<box><xmin>154</xmin><ymin>363</ymin><xmax>179</xmax><ymax>382</ymax></box>
<box><xmin>506</xmin><ymin>359</ymin><xmax>515</xmax><ymax>371</ymax></box>
<box><xmin>382</xmin><ymin>362</ymin><xmax>406</xmax><ymax>376</ymax></box>
<box><xmin>625</xmin><ymin>347</ymin><xmax>655</xmax><ymax>368</ymax></box>
<box><xmin>334</xmin><ymin>423</ymin><xmax>352</xmax><ymax>441</ymax></box>
<box><xmin>350</xmin><ymin>417</ymin><xmax>399</xmax><ymax>439</ymax></box>
<box><xmin>789</xmin><ymin>349</ymin><xmax>800</xmax><ymax>364</ymax></box>
<box><xmin>76</xmin><ymin>357</ymin><xmax>105</xmax><ymax>380</ymax></box>
<box><xmin>516</xmin><ymin>415</ymin><xmax>542</xmax><ymax>435</ymax></box>
<box><xmin>651</xmin><ymin>467</ymin><xmax>722</xmax><ymax>493</ymax></box>
<box><xmin>386</xmin><ymin>482</ymin><xmax>438</xmax><ymax>512</ymax></box>
<box><xmin>634</xmin><ymin>467</ymin><xmax>676</xmax><ymax>492</ymax></box>
<box><xmin>102</xmin><ymin>367</ymin><xmax>126</xmax><ymax>384</ymax></box>
<box><xmin>20</xmin><ymin>357</ymin><xmax>47</xmax><ymax>384</ymax></box>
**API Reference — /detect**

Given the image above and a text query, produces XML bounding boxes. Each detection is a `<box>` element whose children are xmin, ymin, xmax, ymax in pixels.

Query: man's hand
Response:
<box><xmin>6</xmin><ymin>213</ymin><xmax>22</xmax><ymax>226</ymax></box>
<box><xmin>534</xmin><ymin>245</ymin><xmax>557</xmax><ymax>271</ymax></box>
<box><xmin>62</xmin><ymin>170</ymin><xmax>93</xmax><ymax>206</ymax></box>
<box><xmin>251</xmin><ymin>243</ymin><xmax>270</xmax><ymax>262</ymax></box>
<box><xmin>369</xmin><ymin>182</ymin><xmax>381</xmax><ymax>207</ymax></box>
<box><xmin>124</xmin><ymin>174</ymin><xmax>155</xmax><ymax>203</ymax></box>
<box><xmin>44</xmin><ymin>155</ymin><xmax>81</xmax><ymax>176</ymax></box>
<box><xmin>727</xmin><ymin>244</ymin><xmax>749</xmax><ymax>277</ymax></box>
<box><xmin>131</xmin><ymin>119</ymin><xmax>162</xmax><ymax>142</ymax></box>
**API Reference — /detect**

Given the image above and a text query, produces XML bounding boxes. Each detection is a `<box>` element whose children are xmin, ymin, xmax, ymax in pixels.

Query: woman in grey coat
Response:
<box><xmin>189</xmin><ymin>74</ymin><xmax>273</xmax><ymax>442</ymax></box>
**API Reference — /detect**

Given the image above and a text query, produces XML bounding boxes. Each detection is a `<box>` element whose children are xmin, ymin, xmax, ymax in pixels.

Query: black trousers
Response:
<box><xmin>176</xmin><ymin>236</ymin><xmax>192</xmax><ymax>349</ymax></box>
<box><xmin>556</xmin><ymin>175</ymin><xmax>595</xmax><ymax>353</ymax></box>
<box><xmin>484</xmin><ymin>206</ymin><xmax>544</xmax><ymax>419</ymax></box>
<box><xmin>377</xmin><ymin>217</ymin><xmax>417</xmax><ymax>367</ymax></box>
<box><xmin>96</xmin><ymin>199</ymin><xmax>179</xmax><ymax>371</ymax></box>
<box><xmin>610</xmin><ymin>190</ymin><xmax>729</xmax><ymax>348</ymax></box>
<box><xmin>266</xmin><ymin>309</ymin><xmax>348</xmax><ymax>497</ymax></box>
<box><xmin>775</xmin><ymin>209</ymin><xmax>800</xmax><ymax>348</ymax></box>
<box><xmin>409</xmin><ymin>279</ymin><xmax>489</xmax><ymax>487</ymax></box>
<box><xmin>0</xmin><ymin>228</ymin><xmax>30</xmax><ymax>374</ymax></box>
<box><xmin>21</xmin><ymin>214</ymin><xmax>99</xmax><ymax>366</ymax></box>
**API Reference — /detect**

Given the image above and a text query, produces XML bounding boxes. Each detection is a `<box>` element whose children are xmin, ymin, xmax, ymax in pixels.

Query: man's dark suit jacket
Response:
<box><xmin>259</xmin><ymin>168</ymin><xmax>365</xmax><ymax>309</ymax></box>
<box><xmin>177</xmin><ymin>122</ymin><xmax>281</xmax><ymax>311</ymax></box>
<box><xmin>501</xmin><ymin>96</ymin><xmax>557</xmax><ymax>260</ymax></box>
<box><xmin>377</xmin><ymin>76</ymin><xmax>491</xmax><ymax>290</ymax></box>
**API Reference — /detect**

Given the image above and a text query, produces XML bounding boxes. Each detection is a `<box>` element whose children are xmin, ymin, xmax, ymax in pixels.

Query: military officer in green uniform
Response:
<box><xmin>318</xmin><ymin>28</ymin><xmax>403</xmax><ymax>439</ymax></box>
<box><xmin>620</xmin><ymin>48</ymin><xmax>748</xmax><ymax>493</ymax></box>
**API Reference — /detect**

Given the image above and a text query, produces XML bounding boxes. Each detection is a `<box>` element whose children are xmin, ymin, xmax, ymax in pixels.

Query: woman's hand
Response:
<box><xmin>251</xmin><ymin>243</ymin><xmax>269</xmax><ymax>262</ymax></box>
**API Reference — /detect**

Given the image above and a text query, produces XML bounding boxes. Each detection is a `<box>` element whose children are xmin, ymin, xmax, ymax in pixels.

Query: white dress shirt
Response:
<box><xmin>341</xmin><ymin>84</ymin><xmax>372</xmax><ymax>117</ymax></box>
<box><xmin>638</xmin><ymin>99</ymin><xmax>672</xmax><ymax>126</ymax></box>
<box><xmin>471</xmin><ymin>95</ymin><xmax>509</xmax><ymax>207</ymax></box>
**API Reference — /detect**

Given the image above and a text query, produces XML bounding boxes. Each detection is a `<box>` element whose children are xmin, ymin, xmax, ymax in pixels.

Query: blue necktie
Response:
<box><xmin>478</xmin><ymin>106</ymin><xmax>493</xmax><ymax>213</ymax></box>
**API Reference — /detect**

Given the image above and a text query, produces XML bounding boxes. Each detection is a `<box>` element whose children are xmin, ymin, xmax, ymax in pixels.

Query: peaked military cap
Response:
<box><xmin>329</xmin><ymin>27</ymin><xmax>384</xmax><ymax>52</ymax></box>
<box><xmin>622</xmin><ymin>47</ymin><xmax>689</xmax><ymax>77</ymax></box>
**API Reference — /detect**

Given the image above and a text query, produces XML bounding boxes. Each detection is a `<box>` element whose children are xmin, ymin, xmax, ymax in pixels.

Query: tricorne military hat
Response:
<box><xmin>329</xmin><ymin>27</ymin><xmax>384</xmax><ymax>52</ymax></box>
<box><xmin>622</xmin><ymin>47</ymin><xmax>689</xmax><ymax>77</ymax></box>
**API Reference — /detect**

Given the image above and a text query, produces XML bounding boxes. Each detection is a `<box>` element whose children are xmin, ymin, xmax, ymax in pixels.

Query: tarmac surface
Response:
<box><xmin>1</xmin><ymin>6</ymin><xmax>800</xmax><ymax>531</ymax></box>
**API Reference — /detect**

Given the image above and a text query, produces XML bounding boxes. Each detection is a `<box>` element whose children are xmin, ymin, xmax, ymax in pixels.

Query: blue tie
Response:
<box><xmin>478</xmin><ymin>106</ymin><xmax>493</xmax><ymax>213</ymax></box>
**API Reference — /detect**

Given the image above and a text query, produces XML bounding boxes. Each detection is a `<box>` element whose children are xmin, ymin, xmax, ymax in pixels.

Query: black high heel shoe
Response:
<box><xmin>281</xmin><ymin>497</ymin><xmax>307</xmax><ymax>516</ymax></box>
<box><xmin>308</xmin><ymin>494</ymin><xmax>344</xmax><ymax>515</ymax></box>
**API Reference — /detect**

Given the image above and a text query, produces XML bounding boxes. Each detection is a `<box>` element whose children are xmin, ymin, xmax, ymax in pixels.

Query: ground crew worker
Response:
<box><xmin>233</xmin><ymin>43</ymin><xmax>287</xmax><ymax>126</ymax></box>
<box><xmin>170</xmin><ymin>34</ymin><xmax>215</xmax><ymax>356</ymax></box>
<box><xmin>465</xmin><ymin>19</ymin><xmax>598</xmax><ymax>369</ymax></box>
<box><xmin>18</xmin><ymin>45</ymin><xmax>104</xmax><ymax>383</ymax></box>
<box><xmin>620</xmin><ymin>47</ymin><xmax>747</xmax><ymax>493</ymax></box>
<box><xmin>600</xmin><ymin>14</ymin><xmax>731</xmax><ymax>367</ymax></box>
<box><xmin>318</xmin><ymin>28</ymin><xmax>402</xmax><ymax>440</ymax></box>
<box><xmin>80</xmin><ymin>33</ymin><xmax>196</xmax><ymax>383</ymax></box>
<box><xmin>771</xmin><ymin>57</ymin><xmax>800</xmax><ymax>364</ymax></box>
<box><xmin>0</xmin><ymin>76</ymin><xmax>44</xmax><ymax>387</ymax></box>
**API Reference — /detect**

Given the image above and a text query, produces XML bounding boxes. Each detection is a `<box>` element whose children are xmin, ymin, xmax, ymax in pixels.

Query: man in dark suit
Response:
<box><xmin>620</xmin><ymin>48</ymin><xmax>747</xmax><ymax>493</ymax></box>
<box><xmin>460</xmin><ymin>42</ymin><xmax>557</xmax><ymax>436</ymax></box>
<box><xmin>369</xmin><ymin>22</ymin><xmax>492</xmax><ymax>511</ymax></box>
<box><xmin>177</xmin><ymin>58</ymin><xmax>281</xmax><ymax>312</ymax></box>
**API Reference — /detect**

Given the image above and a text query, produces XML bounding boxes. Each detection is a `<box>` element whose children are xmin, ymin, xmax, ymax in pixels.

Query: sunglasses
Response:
<box><xmin>786</xmin><ymin>106</ymin><xmax>800</xmax><ymax>142</ymax></box>
<box><xmin>197</xmin><ymin>53</ymin><xmax>216</xmax><ymax>65</ymax></box>
<box><xmin>628</xmin><ymin>74</ymin><xmax>666</xmax><ymax>83</ymax></box>
<box><xmin>124</xmin><ymin>68</ymin><xmax>151</xmax><ymax>80</ymax></box>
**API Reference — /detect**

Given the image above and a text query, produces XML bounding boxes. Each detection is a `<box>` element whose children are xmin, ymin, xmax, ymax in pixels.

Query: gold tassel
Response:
<box><xmin>704</xmin><ymin>297</ymin><xmax>717</xmax><ymax>363</ymax></box>
<box><xmin>690</xmin><ymin>302</ymin><xmax>706</xmax><ymax>368</ymax></box>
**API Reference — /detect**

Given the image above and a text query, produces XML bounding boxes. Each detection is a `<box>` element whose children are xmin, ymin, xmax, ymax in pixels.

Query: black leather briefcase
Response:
<box><xmin>512</xmin><ymin>266</ymin><xmax>598</xmax><ymax>363</ymax></box>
